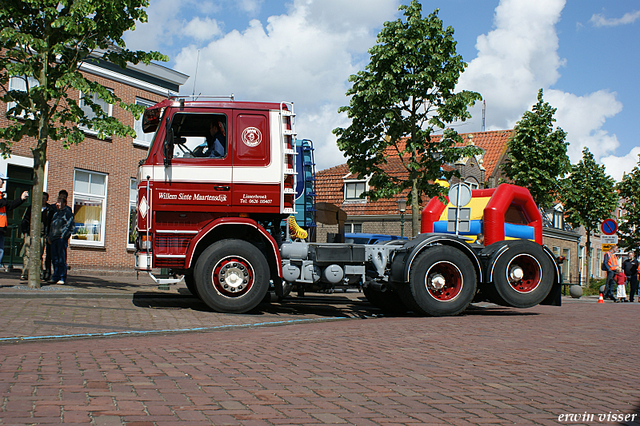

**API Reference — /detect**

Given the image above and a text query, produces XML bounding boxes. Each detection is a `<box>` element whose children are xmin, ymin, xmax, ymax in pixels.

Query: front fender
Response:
<box><xmin>185</xmin><ymin>217</ymin><xmax>282</xmax><ymax>277</ymax></box>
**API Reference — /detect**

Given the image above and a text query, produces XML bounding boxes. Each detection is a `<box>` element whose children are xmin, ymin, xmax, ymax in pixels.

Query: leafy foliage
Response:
<box><xmin>0</xmin><ymin>0</ymin><xmax>166</xmax><ymax>287</ymax></box>
<box><xmin>502</xmin><ymin>89</ymin><xmax>570</xmax><ymax>210</ymax></box>
<box><xmin>617</xmin><ymin>155</ymin><xmax>640</xmax><ymax>251</ymax></box>
<box><xmin>333</xmin><ymin>1</ymin><xmax>481</xmax><ymax>236</ymax></box>
<box><xmin>562</xmin><ymin>148</ymin><xmax>617</xmax><ymax>280</ymax></box>
<box><xmin>0</xmin><ymin>0</ymin><xmax>166</xmax><ymax>151</ymax></box>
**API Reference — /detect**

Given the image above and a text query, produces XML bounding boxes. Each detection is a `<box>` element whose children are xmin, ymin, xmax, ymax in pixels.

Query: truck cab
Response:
<box><xmin>135</xmin><ymin>97</ymin><xmax>296</xmax><ymax>311</ymax></box>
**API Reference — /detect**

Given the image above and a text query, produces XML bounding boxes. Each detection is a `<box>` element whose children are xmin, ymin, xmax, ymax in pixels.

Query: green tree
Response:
<box><xmin>333</xmin><ymin>1</ymin><xmax>481</xmax><ymax>236</ymax></box>
<box><xmin>0</xmin><ymin>0</ymin><xmax>166</xmax><ymax>288</ymax></box>
<box><xmin>502</xmin><ymin>89</ymin><xmax>570</xmax><ymax>210</ymax></box>
<box><xmin>617</xmin><ymin>155</ymin><xmax>640</xmax><ymax>251</ymax></box>
<box><xmin>562</xmin><ymin>148</ymin><xmax>617</xmax><ymax>285</ymax></box>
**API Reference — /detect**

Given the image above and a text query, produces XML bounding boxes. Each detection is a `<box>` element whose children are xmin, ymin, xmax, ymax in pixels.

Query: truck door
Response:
<box><xmin>161</xmin><ymin>111</ymin><xmax>232</xmax><ymax>208</ymax></box>
<box><xmin>232</xmin><ymin>111</ymin><xmax>281</xmax><ymax>213</ymax></box>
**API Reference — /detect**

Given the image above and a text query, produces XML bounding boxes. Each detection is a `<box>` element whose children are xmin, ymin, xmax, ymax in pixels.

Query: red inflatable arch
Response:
<box><xmin>483</xmin><ymin>184</ymin><xmax>542</xmax><ymax>246</ymax></box>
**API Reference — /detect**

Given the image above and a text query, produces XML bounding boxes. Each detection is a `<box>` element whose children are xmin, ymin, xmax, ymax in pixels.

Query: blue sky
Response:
<box><xmin>124</xmin><ymin>0</ymin><xmax>640</xmax><ymax>180</ymax></box>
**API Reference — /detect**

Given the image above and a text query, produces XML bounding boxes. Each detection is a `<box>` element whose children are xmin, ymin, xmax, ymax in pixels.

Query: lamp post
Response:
<box><xmin>397</xmin><ymin>198</ymin><xmax>406</xmax><ymax>239</ymax></box>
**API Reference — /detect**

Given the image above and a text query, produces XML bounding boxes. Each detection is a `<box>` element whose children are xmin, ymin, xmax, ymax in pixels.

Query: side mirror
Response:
<box><xmin>163</xmin><ymin>128</ymin><xmax>174</xmax><ymax>167</ymax></box>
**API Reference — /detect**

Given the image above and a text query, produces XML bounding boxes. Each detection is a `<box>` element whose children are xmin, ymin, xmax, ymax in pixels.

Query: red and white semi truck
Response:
<box><xmin>135</xmin><ymin>96</ymin><xmax>561</xmax><ymax>315</ymax></box>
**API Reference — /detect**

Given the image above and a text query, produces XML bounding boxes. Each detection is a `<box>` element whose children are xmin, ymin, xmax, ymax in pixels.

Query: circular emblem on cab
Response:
<box><xmin>242</xmin><ymin>127</ymin><xmax>262</xmax><ymax>147</ymax></box>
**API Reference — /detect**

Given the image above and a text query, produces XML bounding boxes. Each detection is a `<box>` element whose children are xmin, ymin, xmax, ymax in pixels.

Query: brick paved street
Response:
<box><xmin>0</xmin><ymin>274</ymin><xmax>639</xmax><ymax>425</ymax></box>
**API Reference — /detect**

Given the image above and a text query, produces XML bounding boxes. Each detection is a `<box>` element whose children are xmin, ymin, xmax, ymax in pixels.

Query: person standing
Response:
<box><xmin>0</xmin><ymin>173</ymin><xmax>29</xmax><ymax>268</ymax></box>
<box><xmin>614</xmin><ymin>267</ymin><xmax>628</xmax><ymax>302</ymax></box>
<box><xmin>623</xmin><ymin>250</ymin><xmax>639</xmax><ymax>303</ymax></box>
<box><xmin>48</xmin><ymin>195</ymin><xmax>74</xmax><ymax>285</ymax></box>
<box><xmin>43</xmin><ymin>190</ymin><xmax>66</xmax><ymax>281</ymax></box>
<box><xmin>603</xmin><ymin>245</ymin><xmax>620</xmax><ymax>301</ymax></box>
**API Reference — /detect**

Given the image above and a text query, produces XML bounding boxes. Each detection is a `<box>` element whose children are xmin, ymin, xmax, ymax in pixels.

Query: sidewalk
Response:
<box><xmin>0</xmin><ymin>267</ymin><xmax>185</xmax><ymax>298</ymax></box>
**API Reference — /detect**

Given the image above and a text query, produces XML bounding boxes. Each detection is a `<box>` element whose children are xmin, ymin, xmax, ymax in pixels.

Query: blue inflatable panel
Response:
<box><xmin>433</xmin><ymin>220</ymin><xmax>483</xmax><ymax>235</ymax></box>
<box><xmin>432</xmin><ymin>220</ymin><xmax>534</xmax><ymax>240</ymax></box>
<box><xmin>504</xmin><ymin>222</ymin><xmax>535</xmax><ymax>240</ymax></box>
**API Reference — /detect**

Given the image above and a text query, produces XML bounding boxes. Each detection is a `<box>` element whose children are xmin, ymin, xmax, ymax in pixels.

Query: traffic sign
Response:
<box><xmin>600</xmin><ymin>218</ymin><xmax>618</xmax><ymax>235</ymax></box>
<box><xmin>448</xmin><ymin>183</ymin><xmax>472</xmax><ymax>207</ymax></box>
<box><xmin>601</xmin><ymin>235</ymin><xmax>618</xmax><ymax>245</ymax></box>
<box><xmin>602</xmin><ymin>244</ymin><xmax>615</xmax><ymax>252</ymax></box>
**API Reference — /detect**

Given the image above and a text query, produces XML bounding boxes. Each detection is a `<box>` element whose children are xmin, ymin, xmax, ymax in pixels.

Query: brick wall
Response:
<box><xmin>1</xmin><ymin>71</ymin><xmax>167</xmax><ymax>272</ymax></box>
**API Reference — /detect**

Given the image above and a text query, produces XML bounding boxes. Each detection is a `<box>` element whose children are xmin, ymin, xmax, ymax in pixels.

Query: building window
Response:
<box><xmin>562</xmin><ymin>248</ymin><xmax>570</xmax><ymax>282</ymax></box>
<box><xmin>345</xmin><ymin>181</ymin><xmax>366</xmax><ymax>200</ymax></box>
<box><xmin>128</xmin><ymin>179</ymin><xmax>137</xmax><ymax>249</ymax></box>
<box><xmin>596</xmin><ymin>248</ymin><xmax>602</xmax><ymax>278</ymax></box>
<box><xmin>553</xmin><ymin>211</ymin><xmax>563</xmax><ymax>229</ymax></box>
<box><xmin>346</xmin><ymin>223</ymin><xmax>363</xmax><ymax>233</ymax></box>
<box><xmin>464</xmin><ymin>179</ymin><xmax>479</xmax><ymax>189</ymax></box>
<box><xmin>71</xmin><ymin>169</ymin><xmax>108</xmax><ymax>246</ymax></box>
<box><xmin>133</xmin><ymin>98</ymin><xmax>155</xmax><ymax>147</ymax></box>
<box><xmin>79</xmin><ymin>90</ymin><xmax>113</xmax><ymax>134</ymax></box>
<box><xmin>6</xmin><ymin>76</ymin><xmax>38</xmax><ymax>119</ymax></box>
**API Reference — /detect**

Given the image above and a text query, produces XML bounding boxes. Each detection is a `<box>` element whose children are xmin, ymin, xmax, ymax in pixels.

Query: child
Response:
<box><xmin>615</xmin><ymin>267</ymin><xmax>628</xmax><ymax>302</ymax></box>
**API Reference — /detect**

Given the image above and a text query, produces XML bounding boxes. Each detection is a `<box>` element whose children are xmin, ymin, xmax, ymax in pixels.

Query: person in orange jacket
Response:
<box><xmin>603</xmin><ymin>245</ymin><xmax>620</xmax><ymax>301</ymax></box>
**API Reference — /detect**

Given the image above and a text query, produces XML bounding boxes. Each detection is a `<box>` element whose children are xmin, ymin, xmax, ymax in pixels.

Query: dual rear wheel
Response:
<box><xmin>398</xmin><ymin>245</ymin><xmax>477</xmax><ymax>316</ymax></box>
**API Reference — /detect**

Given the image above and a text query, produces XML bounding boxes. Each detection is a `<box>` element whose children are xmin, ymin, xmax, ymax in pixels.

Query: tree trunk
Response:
<box><xmin>585</xmin><ymin>229</ymin><xmax>592</xmax><ymax>288</ymax></box>
<box><xmin>27</xmin><ymin>60</ymin><xmax>49</xmax><ymax>289</ymax></box>
<box><xmin>411</xmin><ymin>179</ymin><xmax>419</xmax><ymax>237</ymax></box>
<box><xmin>27</xmin><ymin>145</ymin><xmax>47</xmax><ymax>289</ymax></box>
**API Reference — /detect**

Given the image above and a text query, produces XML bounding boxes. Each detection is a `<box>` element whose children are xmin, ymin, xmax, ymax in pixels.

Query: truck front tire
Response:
<box><xmin>399</xmin><ymin>245</ymin><xmax>477</xmax><ymax>316</ymax></box>
<box><xmin>194</xmin><ymin>239</ymin><xmax>270</xmax><ymax>313</ymax></box>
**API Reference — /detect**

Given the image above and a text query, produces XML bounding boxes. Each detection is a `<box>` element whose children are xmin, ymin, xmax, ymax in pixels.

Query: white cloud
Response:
<box><xmin>590</xmin><ymin>10</ymin><xmax>640</xmax><ymax>27</ymax></box>
<box><xmin>459</xmin><ymin>0</ymin><xmax>627</xmax><ymax>178</ymax></box>
<box><xmin>601</xmin><ymin>147</ymin><xmax>640</xmax><ymax>182</ymax></box>
<box><xmin>124</xmin><ymin>0</ymin><xmax>224</xmax><ymax>51</ymax></box>
<box><xmin>545</xmin><ymin>89</ymin><xmax>622</xmax><ymax>162</ymax></box>
<box><xmin>183</xmin><ymin>17</ymin><xmax>222</xmax><ymax>41</ymax></box>
<box><xmin>173</xmin><ymin>0</ymin><xmax>400</xmax><ymax>169</ymax></box>
<box><xmin>238</xmin><ymin>0</ymin><xmax>263</xmax><ymax>15</ymax></box>
<box><xmin>459</xmin><ymin>0</ymin><xmax>566</xmax><ymax>130</ymax></box>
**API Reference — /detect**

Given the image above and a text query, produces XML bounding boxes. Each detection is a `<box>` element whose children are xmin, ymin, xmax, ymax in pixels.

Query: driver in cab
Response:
<box><xmin>205</xmin><ymin>120</ymin><xmax>226</xmax><ymax>158</ymax></box>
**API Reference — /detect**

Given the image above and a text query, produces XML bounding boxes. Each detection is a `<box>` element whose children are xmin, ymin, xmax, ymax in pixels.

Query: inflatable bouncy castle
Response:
<box><xmin>421</xmin><ymin>183</ymin><xmax>543</xmax><ymax>246</ymax></box>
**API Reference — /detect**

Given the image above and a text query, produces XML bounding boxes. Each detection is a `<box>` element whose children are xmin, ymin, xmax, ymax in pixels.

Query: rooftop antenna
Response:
<box><xmin>481</xmin><ymin>100</ymin><xmax>486</xmax><ymax>132</ymax></box>
<box><xmin>191</xmin><ymin>49</ymin><xmax>201</xmax><ymax>96</ymax></box>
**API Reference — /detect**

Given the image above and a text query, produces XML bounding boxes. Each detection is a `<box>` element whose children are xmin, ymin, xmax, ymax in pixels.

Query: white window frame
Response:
<box><xmin>79</xmin><ymin>90</ymin><xmax>113</xmax><ymax>135</ymax></box>
<box><xmin>344</xmin><ymin>180</ymin><xmax>367</xmax><ymax>201</ymax></box>
<box><xmin>133</xmin><ymin>98</ymin><xmax>155</xmax><ymax>147</ymax></box>
<box><xmin>70</xmin><ymin>169</ymin><xmax>108</xmax><ymax>247</ymax></box>
<box><xmin>6</xmin><ymin>76</ymin><xmax>38</xmax><ymax>119</ymax></box>
<box><xmin>127</xmin><ymin>178</ymin><xmax>137</xmax><ymax>250</ymax></box>
<box><xmin>346</xmin><ymin>223</ymin><xmax>363</xmax><ymax>233</ymax></box>
<box><xmin>562</xmin><ymin>248</ymin><xmax>570</xmax><ymax>282</ymax></box>
<box><xmin>464</xmin><ymin>179</ymin><xmax>479</xmax><ymax>189</ymax></box>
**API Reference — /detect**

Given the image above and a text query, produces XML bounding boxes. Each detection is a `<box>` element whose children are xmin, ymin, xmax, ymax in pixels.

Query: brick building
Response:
<box><xmin>315</xmin><ymin>130</ymin><xmax>582</xmax><ymax>284</ymax></box>
<box><xmin>0</xmin><ymin>57</ymin><xmax>188</xmax><ymax>272</ymax></box>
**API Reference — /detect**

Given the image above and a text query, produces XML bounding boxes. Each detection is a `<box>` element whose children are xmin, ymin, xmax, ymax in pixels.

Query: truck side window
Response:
<box><xmin>169</xmin><ymin>113</ymin><xmax>227</xmax><ymax>159</ymax></box>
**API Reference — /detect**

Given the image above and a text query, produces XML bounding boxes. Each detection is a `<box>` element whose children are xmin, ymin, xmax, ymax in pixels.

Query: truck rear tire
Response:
<box><xmin>488</xmin><ymin>241</ymin><xmax>554</xmax><ymax>308</ymax></box>
<box><xmin>399</xmin><ymin>245</ymin><xmax>477</xmax><ymax>316</ymax></box>
<box><xmin>194</xmin><ymin>239</ymin><xmax>270</xmax><ymax>313</ymax></box>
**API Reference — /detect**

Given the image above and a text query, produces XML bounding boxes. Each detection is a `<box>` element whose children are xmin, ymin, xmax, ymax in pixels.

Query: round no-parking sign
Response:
<box><xmin>600</xmin><ymin>218</ymin><xmax>618</xmax><ymax>235</ymax></box>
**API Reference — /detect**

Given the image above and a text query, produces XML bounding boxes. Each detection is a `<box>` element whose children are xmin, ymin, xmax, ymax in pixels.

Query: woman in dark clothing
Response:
<box><xmin>623</xmin><ymin>251</ymin><xmax>639</xmax><ymax>302</ymax></box>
